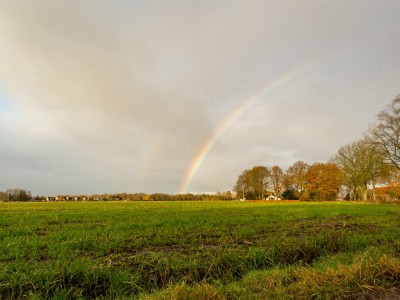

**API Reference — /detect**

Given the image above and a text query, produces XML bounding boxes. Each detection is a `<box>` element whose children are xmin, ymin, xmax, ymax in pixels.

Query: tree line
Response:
<box><xmin>0</xmin><ymin>189</ymin><xmax>32</xmax><ymax>202</ymax></box>
<box><xmin>0</xmin><ymin>190</ymin><xmax>235</xmax><ymax>202</ymax></box>
<box><xmin>233</xmin><ymin>162</ymin><xmax>343</xmax><ymax>201</ymax></box>
<box><xmin>234</xmin><ymin>96</ymin><xmax>400</xmax><ymax>202</ymax></box>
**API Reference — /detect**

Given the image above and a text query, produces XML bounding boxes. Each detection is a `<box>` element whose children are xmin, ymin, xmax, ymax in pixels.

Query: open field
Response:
<box><xmin>1</xmin><ymin>201</ymin><xmax>400</xmax><ymax>299</ymax></box>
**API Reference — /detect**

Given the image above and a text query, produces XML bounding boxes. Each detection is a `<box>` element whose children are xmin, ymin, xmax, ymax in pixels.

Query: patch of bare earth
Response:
<box><xmin>289</xmin><ymin>215</ymin><xmax>378</xmax><ymax>236</ymax></box>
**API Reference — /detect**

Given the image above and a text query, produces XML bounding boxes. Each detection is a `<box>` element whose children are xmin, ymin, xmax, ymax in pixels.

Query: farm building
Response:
<box><xmin>265</xmin><ymin>195</ymin><xmax>281</xmax><ymax>201</ymax></box>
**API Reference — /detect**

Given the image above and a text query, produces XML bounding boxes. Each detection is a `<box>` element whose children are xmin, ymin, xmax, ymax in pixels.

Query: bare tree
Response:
<box><xmin>271</xmin><ymin>165</ymin><xmax>284</xmax><ymax>197</ymax></box>
<box><xmin>386</xmin><ymin>167</ymin><xmax>400</xmax><ymax>186</ymax></box>
<box><xmin>233</xmin><ymin>172</ymin><xmax>247</xmax><ymax>199</ymax></box>
<box><xmin>5</xmin><ymin>188</ymin><xmax>32</xmax><ymax>202</ymax></box>
<box><xmin>333</xmin><ymin>138</ymin><xmax>388</xmax><ymax>201</ymax></box>
<box><xmin>370</xmin><ymin>96</ymin><xmax>400</xmax><ymax>169</ymax></box>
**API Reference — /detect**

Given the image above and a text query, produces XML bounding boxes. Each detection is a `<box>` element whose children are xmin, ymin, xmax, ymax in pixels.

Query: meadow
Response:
<box><xmin>1</xmin><ymin>201</ymin><xmax>400</xmax><ymax>299</ymax></box>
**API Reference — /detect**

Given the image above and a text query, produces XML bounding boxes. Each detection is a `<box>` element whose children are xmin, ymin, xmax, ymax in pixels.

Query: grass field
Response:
<box><xmin>1</xmin><ymin>201</ymin><xmax>400</xmax><ymax>299</ymax></box>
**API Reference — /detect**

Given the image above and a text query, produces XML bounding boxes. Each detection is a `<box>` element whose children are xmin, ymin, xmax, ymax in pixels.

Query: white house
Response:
<box><xmin>266</xmin><ymin>195</ymin><xmax>281</xmax><ymax>201</ymax></box>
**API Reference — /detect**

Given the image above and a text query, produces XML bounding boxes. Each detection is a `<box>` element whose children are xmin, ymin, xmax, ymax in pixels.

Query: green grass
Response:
<box><xmin>0</xmin><ymin>201</ymin><xmax>400</xmax><ymax>299</ymax></box>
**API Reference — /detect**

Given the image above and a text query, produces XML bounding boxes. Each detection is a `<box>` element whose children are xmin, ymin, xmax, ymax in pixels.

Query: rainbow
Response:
<box><xmin>0</xmin><ymin>93</ymin><xmax>12</xmax><ymax>114</ymax></box>
<box><xmin>179</xmin><ymin>52</ymin><xmax>347</xmax><ymax>193</ymax></box>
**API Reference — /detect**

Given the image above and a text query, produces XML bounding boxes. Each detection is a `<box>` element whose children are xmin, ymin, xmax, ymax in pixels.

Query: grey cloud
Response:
<box><xmin>0</xmin><ymin>1</ymin><xmax>399</xmax><ymax>194</ymax></box>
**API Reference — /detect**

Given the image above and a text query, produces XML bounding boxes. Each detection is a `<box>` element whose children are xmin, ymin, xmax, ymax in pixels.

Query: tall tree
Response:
<box><xmin>251</xmin><ymin>165</ymin><xmax>271</xmax><ymax>200</ymax></box>
<box><xmin>333</xmin><ymin>138</ymin><xmax>388</xmax><ymax>201</ymax></box>
<box><xmin>0</xmin><ymin>192</ymin><xmax>7</xmax><ymax>202</ymax></box>
<box><xmin>271</xmin><ymin>165</ymin><xmax>284</xmax><ymax>197</ymax></box>
<box><xmin>285</xmin><ymin>161</ymin><xmax>309</xmax><ymax>198</ymax></box>
<box><xmin>234</xmin><ymin>172</ymin><xmax>247</xmax><ymax>199</ymax></box>
<box><xmin>370</xmin><ymin>96</ymin><xmax>400</xmax><ymax>170</ymax></box>
<box><xmin>304</xmin><ymin>163</ymin><xmax>343</xmax><ymax>201</ymax></box>
<box><xmin>234</xmin><ymin>165</ymin><xmax>270</xmax><ymax>200</ymax></box>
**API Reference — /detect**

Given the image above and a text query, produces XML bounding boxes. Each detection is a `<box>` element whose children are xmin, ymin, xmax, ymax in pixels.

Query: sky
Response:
<box><xmin>0</xmin><ymin>0</ymin><xmax>399</xmax><ymax>196</ymax></box>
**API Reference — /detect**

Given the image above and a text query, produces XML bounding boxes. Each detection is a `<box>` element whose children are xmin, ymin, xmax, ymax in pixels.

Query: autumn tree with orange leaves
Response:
<box><xmin>302</xmin><ymin>163</ymin><xmax>343</xmax><ymax>201</ymax></box>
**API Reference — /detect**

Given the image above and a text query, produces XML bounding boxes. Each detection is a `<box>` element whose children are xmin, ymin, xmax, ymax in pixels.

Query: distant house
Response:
<box><xmin>266</xmin><ymin>195</ymin><xmax>281</xmax><ymax>201</ymax></box>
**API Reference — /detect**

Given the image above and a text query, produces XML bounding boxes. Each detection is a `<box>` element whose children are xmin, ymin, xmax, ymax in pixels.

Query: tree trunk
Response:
<box><xmin>361</xmin><ymin>186</ymin><xmax>368</xmax><ymax>201</ymax></box>
<box><xmin>371</xmin><ymin>181</ymin><xmax>376</xmax><ymax>202</ymax></box>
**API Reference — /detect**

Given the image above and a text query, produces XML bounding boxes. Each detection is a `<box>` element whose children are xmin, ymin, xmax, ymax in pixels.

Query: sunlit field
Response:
<box><xmin>1</xmin><ymin>201</ymin><xmax>400</xmax><ymax>299</ymax></box>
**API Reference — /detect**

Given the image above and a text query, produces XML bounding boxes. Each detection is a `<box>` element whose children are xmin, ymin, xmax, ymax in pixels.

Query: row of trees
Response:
<box><xmin>0</xmin><ymin>191</ymin><xmax>235</xmax><ymax>202</ymax></box>
<box><xmin>0</xmin><ymin>189</ymin><xmax>32</xmax><ymax>202</ymax></box>
<box><xmin>233</xmin><ymin>162</ymin><xmax>343</xmax><ymax>201</ymax></box>
<box><xmin>234</xmin><ymin>96</ymin><xmax>400</xmax><ymax>201</ymax></box>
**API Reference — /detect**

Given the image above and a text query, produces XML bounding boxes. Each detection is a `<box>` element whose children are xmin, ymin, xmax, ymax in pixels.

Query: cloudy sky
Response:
<box><xmin>0</xmin><ymin>0</ymin><xmax>399</xmax><ymax>196</ymax></box>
